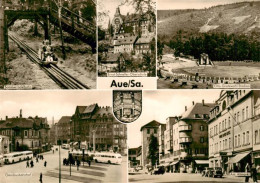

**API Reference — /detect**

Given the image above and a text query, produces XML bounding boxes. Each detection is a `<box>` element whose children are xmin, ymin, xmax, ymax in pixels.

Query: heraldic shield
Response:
<box><xmin>113</xmin><ymin>90</ymin><xmax>142</xmax><ymax>123</ymax></box>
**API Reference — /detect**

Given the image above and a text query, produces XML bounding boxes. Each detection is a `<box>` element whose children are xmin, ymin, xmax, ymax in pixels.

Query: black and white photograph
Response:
<box><xmin>0</xmin><ymin>90</ymin><xmax>127</xmax><ymax>183</ymax></box>
<box><xmin>0</xmin><ymin>0</ymin><xmax>96</xmax><ymax>89</ymax></box>
<box><xmin>157</xmin><ymin>0</ymin><xmax>260</xmax><ymax>89</ymax></box>
<box><xmin>128</xmin><ymin>90</ymin><xmax>260</xmax><ymax>183</ymax></box>
<box><xmin>98</xmin><ymin>0</ymin><xmax>156</xmax><ymax>77</ymax></box>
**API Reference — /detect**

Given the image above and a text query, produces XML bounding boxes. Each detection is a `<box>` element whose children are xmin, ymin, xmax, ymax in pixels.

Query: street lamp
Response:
<box><xmin>57</xmin><ymin>139</ymin><xmax>61</xmax><ymax>183</ymax></box>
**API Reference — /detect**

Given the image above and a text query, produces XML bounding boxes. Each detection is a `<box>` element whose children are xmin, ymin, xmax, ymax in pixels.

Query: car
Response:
<box><xmin>211</xmin><ymin>167</ymin><xmax>223</xmax><ymax>178</ymax></box>
<box><xmin>152</xmin><ymin>166</ymin><xmax>165</xmax><ymax>175</ymax></box>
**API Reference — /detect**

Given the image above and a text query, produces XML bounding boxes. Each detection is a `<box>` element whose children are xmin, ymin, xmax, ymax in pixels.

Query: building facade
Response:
<box><xmin>128</xmin><ymin>146</ymin><xmax>142</xmax><ymax>167</ymax></box>
<box><xmin>159</xmin><ymin>101</ymin><xmax>214</xmax><ymax>173</ymax></box>
<box><xmin>140</xmin><ymin>120</ymin><xmax>161</xmax><ymax>167</ymax></box>
<box><xmin>71</xmin><ymin>104</ymin><xmax>127</xmax><ymax>155</ymax></box>
<box><xmin>57</xmin><ymin>116</ymin><xmax>72</xmax><ymax>144</ymax></box>
<box><xmin>0</xmin><ymin>110</ymin><xmax>50</xmax><ymax>153</ymax></box>
<box><xmin>208</xmin><ymin>90</ymin><xmax>260</xmax><ymax>174</ymax></box>
<box><xmin>0</xmin><ymin>135</ymin><xmax>10</xmax><ymax>154</ymax></box>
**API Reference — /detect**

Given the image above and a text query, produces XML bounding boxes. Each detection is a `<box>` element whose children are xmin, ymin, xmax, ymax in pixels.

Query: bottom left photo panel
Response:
<box><xmin>0</xmin><ymin>90</ymin><xmax>127</xmax><ymax>183</ymax></box>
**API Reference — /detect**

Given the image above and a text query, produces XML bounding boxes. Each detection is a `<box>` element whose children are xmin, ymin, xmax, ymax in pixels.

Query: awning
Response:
<box><xmin>170</xmin><ymin>161</ymin><xmax>179</xmax><ymax>166</ymax></box>
<box><xmin>226</xmin><ymin>152</ymin><xmax>250</xmax><ymax>164</ymax></box>
<box><xmin>73</xmin><ymin>142</ymin><xmax>78</xmax><ymax>145</ymax></box>
<box><xmin>195</xmin><ymin>160</ymin><xmax>209</xmax><ymax>164</ymax></box>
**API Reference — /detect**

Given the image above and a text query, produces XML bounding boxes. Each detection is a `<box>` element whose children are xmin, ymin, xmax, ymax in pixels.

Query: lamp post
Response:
<box><xmin>57</xmin><ymin>139</ymin><xmax>61</xmax><ymax>183</ymax></box>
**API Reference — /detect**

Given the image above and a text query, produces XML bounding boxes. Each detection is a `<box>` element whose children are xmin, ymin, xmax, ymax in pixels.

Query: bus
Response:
<box><xmin>21</xmin><ymin>151</ymin><xmax>33</xmax><ymax>160</ymax></box>
<box><xmin>61</xmin><ymin>144</ymin><xmax>70</xmax><ymax>149</ymax></box>
<box><xmin>69</xmin><ymin>151</ymin><xmax>94</xmax><ymax>161</ymax></box>
<box><xmin>94</xmin><ymin>152</ymin><xmax>122</xmax><ymax>164</ymax></box>
<box><xmin>4</xmin><ymin>152</ymin><xmax>23</xmax><ymax>164</ymax></box>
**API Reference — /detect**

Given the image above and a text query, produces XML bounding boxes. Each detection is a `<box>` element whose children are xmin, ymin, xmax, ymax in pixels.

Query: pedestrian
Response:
<box><xmin>42</xmin><ymin>155</ymin><xmax>44</xmax><ymax>160</ymax></box>
<box><xmin>77</xmin><ymin>160</ymin><xmax>80</xmax><ymax>171</ymax></box>
<box><xmin>39</xmin><ymin>172</ymin><xmax>42</xmax><ymax>183</ymax></box>
<box><xmin>26</xmin><ymin>160</ymin><xmax>29</xmax><ymax>168</ymax></box>
<box><xmin>36</xmin><ymin>157</ymin><xmax>39</xmax><ymax>163</ymax></box>
<box><xmin>53</xmin><ymin>149</ymin><xmax>54</xmax><ymax>154</ymax></box>
<box><xmin>44</xmin><ymin>161</ymin><xmax>47</xmax><ymax>167</ymax></box>
<box><xmin>245</xmin><ymin>163</ymin><xmax>250</xmax><ymax>182</ymax></box>
<box><xmin>30</xmin><ymin>160</ymin><xmax>34</xmax><ymax>168</ymax></box>
<box><xmin>251</xmin><ymin>164</ymin><xmax>258</xmax><ymax>183</ymax></box>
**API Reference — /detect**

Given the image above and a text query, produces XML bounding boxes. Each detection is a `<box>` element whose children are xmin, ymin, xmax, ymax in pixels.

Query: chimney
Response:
<box><xmin>192</xmin><ymin>101</ymin><xmax>195</xmax><ymax>105</ymax></box>
<box><xmin>6</xmin><ymin>116</ymin><xmax>8</xmax><ymax>120</ymax></box>
<box><xmin>20</xmin><ymin>109</ymin><xmax>22</xmax><ymax>118</ymax></box>
<box><xmin>202</xmin><ymin>99</ymin><xmax>205</xmax><ymax>106</ymax></box>
<box><xmin>185</xmin><ymin>106</ymin><xmax>187</xmax><ymax>111</ymax></box>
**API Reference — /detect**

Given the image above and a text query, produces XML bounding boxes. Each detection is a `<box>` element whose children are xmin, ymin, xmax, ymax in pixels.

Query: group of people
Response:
<box><xmin>245</xmin><ymin>163</ymin><xmax>258</xmax><ymax>183</ymax></box>
<box><xmin>26</xmin><ymin>154</ymin><xmax>47</xmax><ymax>168</ymax></box>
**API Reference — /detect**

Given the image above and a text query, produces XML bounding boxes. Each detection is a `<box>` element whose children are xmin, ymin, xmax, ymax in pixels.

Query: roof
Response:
<box><xmin>114</xmin><ymin>36</ymin><xmax>137</xmax><ymax>46</ymax></box>
<box><xmin>181</xmin><ymin>103</ymin><xmax>215</xmax><ymax>120</ymax></box>
<box><xmin>76</xmin><ymin>104</ymin><xmax>98</xmax><ymax>114</ymax></box>
<box><xmin>0</xmin><ymin>117</ymin><xmax>34</xmax><ymax>129</ymax></box>
<box><xmin>140</xmin><ymin>120</ymin><xmax>161</xmax><ymax>131</ymax></box>
<box><xmin>57</xmin><ymin>116</ymin><xmax>71</xmax><ymax>124</ymax></box>
<box><xmin>136</xmin><ymin>36</ymin><xmax>153</xmax><ymax>44</ymax></box>
<box><xmin>92</xmin><ymin>106</ymin><xmax>113</xmax><ymax>119</ymax></box>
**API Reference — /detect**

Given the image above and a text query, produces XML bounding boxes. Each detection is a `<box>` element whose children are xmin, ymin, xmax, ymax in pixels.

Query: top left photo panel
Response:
<box><xmin>0</xmin><ymin>0</ymin><xmax>97</xmax><ymax>90</ymax></box>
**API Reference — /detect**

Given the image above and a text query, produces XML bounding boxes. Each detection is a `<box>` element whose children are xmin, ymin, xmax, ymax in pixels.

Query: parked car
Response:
<box><xmin>211</xmin><ymin>167</ymin><xmax>223</xmax><ymax>178</ymax></box>
<box><xmin>152</xmin><ymin>166</ymin><xmax>165</xmax><ymax>175</ymax></box>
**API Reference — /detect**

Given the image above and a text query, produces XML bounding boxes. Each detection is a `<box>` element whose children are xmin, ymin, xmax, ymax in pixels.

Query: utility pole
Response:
<box><xmin>57</xmin><ymin>0</ymin><xmax>66</xmax><ymax>60</ymax></box>
<box><xmin>0</xmin><ymin>0</ymin><xmax>6</xmax><ymax>84</ymax></box>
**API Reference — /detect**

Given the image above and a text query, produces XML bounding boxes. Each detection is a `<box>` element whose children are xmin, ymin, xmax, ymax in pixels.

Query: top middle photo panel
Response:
<box><xmin>98</xmin><ymin>0</ymin><xmax>156</xmax><ymax>77</ymax></box>
<box><xmin>157</xmin><ymin>0</ymin><xmax>260</xmax><ymax>89</ymax></box>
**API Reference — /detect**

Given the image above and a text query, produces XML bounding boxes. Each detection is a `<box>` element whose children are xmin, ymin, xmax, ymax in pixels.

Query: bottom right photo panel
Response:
<box><xmin>128</xmin><ymin>90</ymin><xmax>260</xmax><ymax>183</ymax></box>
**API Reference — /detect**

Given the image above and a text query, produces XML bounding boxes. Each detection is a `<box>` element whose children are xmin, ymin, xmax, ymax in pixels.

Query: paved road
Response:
<box><xmin>129</xmin><ymin>172</ymin><xmax>255</xmax><ymax>183</ymax></box>
<box><xmin>0</xmin><ymin>146</ymin><xmax>127</xmax><ymax>183</ymax></box>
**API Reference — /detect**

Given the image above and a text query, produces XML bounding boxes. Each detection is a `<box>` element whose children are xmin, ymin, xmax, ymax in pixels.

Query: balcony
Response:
<box><xmin>179</xmin><ymin>137</ymin><xmax>192</xmax><ymax>144</ymax></box>
<box><xmin>179</xmin><ymin>125</ymin><xmax>192</xmax><ymax>132</ymax></box>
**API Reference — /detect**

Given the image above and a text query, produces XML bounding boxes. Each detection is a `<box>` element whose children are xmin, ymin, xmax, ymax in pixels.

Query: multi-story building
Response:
<box><xmin>71</xmin><ymin>104</ymin><xmax>127</xmax><ymax>154</ymax></box>
<box><xmin>140</xmin><ymin>120</ymin><xmax>161</xmax><ymax>167</ymax></box>
<box><xmin>253</xmin><ymin>93</ymin><xmax>260</xmax><ymax>168</ymax></box>
<box><xmin>0</xmin><ymin>110</ymin><xmax>50</xmax><ymax>153</ymax></box>
<box><xmin>57</xmin><ymin>116</ymin><xmax>72</xmax><ymax>144</ymax></box>
<box><xmin>0</xmin><ymin>135</ymin><xmax>10</xmax><ymax>154</ymax></box>
<box><xmin>128</xmin><ymin>146</ymin><xmax>142</xmax><ymax>167</ymax></box>
<box><xmin>159</xmin><ymin>101</ymin><xmax>214</xmax><ymax>173</ymax></box>
<box><xmin>50</xmin><ymin>121</ymin><xmax>58</xmax><ymax>145</ymax></box>
<box><xmin>158</xmin><ymin>124</ymin><xmax>166</xmax><ymax>163</ymax></box>
<box><xmin>208</xmin><ymin>90</ymin><xmax>260</xmax><ymax>174</ymax></box>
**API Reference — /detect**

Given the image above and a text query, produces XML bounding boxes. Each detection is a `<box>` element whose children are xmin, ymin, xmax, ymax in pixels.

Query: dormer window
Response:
<box><xmin>195</xmin><ymin>114</ymin><xmax>200</xmax><ymax>118</ymax></box>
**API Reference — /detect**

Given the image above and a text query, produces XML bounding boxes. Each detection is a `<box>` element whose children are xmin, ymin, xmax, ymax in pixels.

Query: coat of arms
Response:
<box><xmin>113</xmin><ymin>90</ymin><xmax>142</xmax><ymax>123</ymax></box>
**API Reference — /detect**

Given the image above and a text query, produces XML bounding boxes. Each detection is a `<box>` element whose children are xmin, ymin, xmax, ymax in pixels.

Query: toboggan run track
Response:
<box><xmin>9</xmin><ymin>34</ymin><xmax>90</xmax><ymax>89</ymax></box>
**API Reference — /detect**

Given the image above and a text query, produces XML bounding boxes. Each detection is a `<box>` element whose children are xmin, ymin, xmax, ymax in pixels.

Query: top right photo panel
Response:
<box><xmin>157</xmin><ymin>0</ymin><xmax>260</xmax><ymax>89</ymax></box>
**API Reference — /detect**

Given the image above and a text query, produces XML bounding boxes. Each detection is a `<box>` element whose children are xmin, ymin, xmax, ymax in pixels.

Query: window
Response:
<box><xmin>228</xmin><ymin>117</ymin><xmax>231</xmax><ymax>128</ymax></box>
<box><xmin>243</xmin><ymin>132</ymin><xmax>246</xmax><ymax>145</ymax></box>
<box><xmin>229</xmin><ymin>138</ymin><xmax>231</xmax><ymax>149</ymax></box>
<box><xmin>220</xmin><ymin>141</ymin><xmax>222</xmax><ymax>151</ymax></box>
<box><xmin>147</xmin><ymin>129</ymin><xmax>150</xmax><ymax>134</ymax></box>
<box><xmin>235</xmin><ymin>136</ymin><xmax>237</xmax><ymax>147</ymax></box>
<box><xmin>219</xmin><ymin>122</ymin><xmax>221</xmax><ymax>132</ymax></box>
<box><xmin>200</xmin><ymin>137</ymin><xmax>204</xmax><ymax>143</ymax></box>
<box><xmin>238</xmin><ymin>134</ymin><xmax>240</xmax><ymax>146</ymax></box>
<box><xmin>255</xmin><ymin>130</ymin><xmax>258</xmax><ymax>144</ymax></box>
<box><xmin>225</xmin><ymin>119</ymin><xmax>227</xmax><ymax>130</ymax></box>
<box><xmin>200</xmin><ymin>125</ymin><xmax>204</xmax><ymax>131</ymax></box>
<box><xmin>246</xmin><ymin>106</ymin><xmax>249</xmax><ymax>119</ymax></box>
<box><xmin>242</xmin><ymin>109</ymin><xmax>245</xmax><ymax>121</ymax></box>
<box><xmin>24</xmin><ymin>130</ymin><xmax>28</xmax><ymax>137</ymax></box>
<box><xmin>237</xmin><ymin>112</ymin><xmax>240</xmax><ymax>123</ymax></box>
<box><xmin>234</xmin><ymin>113</ymin><xmax>237</xmax><ymax>124</ymax></box>
<box><xmin>154</xmin><ymin>129</ymin><xmax>157</xmax><ymax>134</ymax></box>
<box><xmin>246</xmin><ymin>131</ymin><xmax>249</xmax><ymax>144</ymax></box>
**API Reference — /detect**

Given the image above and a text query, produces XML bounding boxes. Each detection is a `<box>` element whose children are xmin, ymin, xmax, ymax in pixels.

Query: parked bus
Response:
<box><xmin>94</xmin><ymin>152</ymin><xmax>122</xmax><ymax>164</ymax></box>
<box><xmin>69</xmin><ymin>151</ymin><xmax>94</xmax><ymax>161</ymax></box>
<box><xmin>21</xmin><ymin>151</ymin><xmax>33</xmax><ymax>160</ymax></box>
<box><xmin>61</xmin><ymin>144</ymin><xmax>70</xmax><ymax>149</ymax></box>
<box><xmin>4</xmin><ymin>152</ymin><xmax>23</xmax><ymax>164</ymax></box>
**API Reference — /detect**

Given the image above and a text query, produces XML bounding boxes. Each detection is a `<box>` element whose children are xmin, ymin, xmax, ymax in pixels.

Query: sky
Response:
<box><xmin>98</xmin><ymin>0</ymin><xmax>136</xmax><ymax>29</ymax></box>
<box><xmin>158</xmin><ymin>0</ymin><xmax>259</xmax><ymax>10</ymax></box>
<box><xmin>128</xmin><ymin>90</ymin><xmax>221</xmax><ymax>148</ymax></box>
<box><xmin>0</xmin><ymin>91</ymin><xmax>112</xmax><ymax>124</ymax></box>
